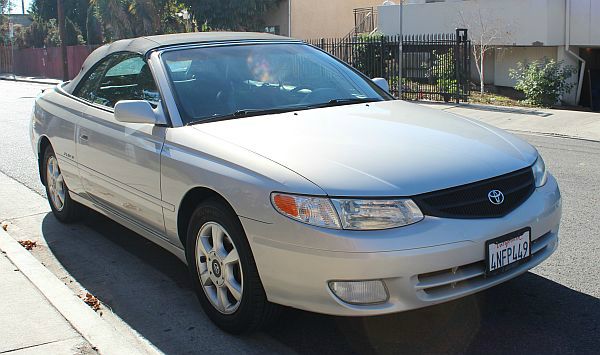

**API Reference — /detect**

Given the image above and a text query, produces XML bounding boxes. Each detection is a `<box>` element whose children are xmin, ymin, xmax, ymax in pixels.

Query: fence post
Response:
<box><xmin>380</xmin><ymin>36</ymin><xmax>385</xmax><ymax>78</ymax></box>
<box><xmin>454</xmin><ymin>29</ymin><xmax>460</xmax><ymax>104</ymax></box>
<box><xmin>465</xmin><ymin>29</ymin><xmax>470</xmax><ymax>103</ymax></box>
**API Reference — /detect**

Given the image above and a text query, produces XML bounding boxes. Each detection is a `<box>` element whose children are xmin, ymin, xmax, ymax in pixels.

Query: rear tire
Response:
<box><xmin>185</xmin><ymin>198</ymin><xmax>281</xmax><ymax>334</ymax></box>
<box><xmin>43</xmin><ymin>146</ymin><xmax>87</xmax><ymax>223</ymax></box>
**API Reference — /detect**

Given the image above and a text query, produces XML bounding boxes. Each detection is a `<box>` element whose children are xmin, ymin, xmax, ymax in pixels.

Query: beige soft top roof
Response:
<box><xmin>63</xmin><ymin>32</ymin><xmax>298</xmax><ymax>93</ymax></box>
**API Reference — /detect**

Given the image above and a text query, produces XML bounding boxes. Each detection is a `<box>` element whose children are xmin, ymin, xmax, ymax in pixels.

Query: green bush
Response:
<box><xmin>431</xmin><ymin>49</ymin><xmax>456</xmax><ymax>94</ymax></box>
<box><xmin>353</xmin><ymin>33</ymin><xmax>385</xmax><ymax>78</ymax></box>
<box><xmin>509</xmin><ymin>58</ymin><xmax>576</xmax><ymax>107</ymax></box>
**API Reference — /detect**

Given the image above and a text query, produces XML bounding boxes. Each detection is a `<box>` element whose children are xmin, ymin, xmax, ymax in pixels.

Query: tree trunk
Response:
<box><xmin>480</xmin><ymin>51</ymin><xmax>485</xmax><ymax>94</ymax></box>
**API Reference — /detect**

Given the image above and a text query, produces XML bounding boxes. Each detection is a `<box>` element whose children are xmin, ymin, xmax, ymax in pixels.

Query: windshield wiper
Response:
<box><xmin>185</xmin><ymin>99</ymin><xmax>381</xmax><ymax>126</ymax></box>
<box><xmin>186</xmin><ymin>106</ymin><xmax>308</xmax><ymax>126</ymax></box>
<box><xmin>305</xmin><ymin>98</ymin><xmax>382</xmax><ymax>109</ymax></box>
<box><xmin>327</xmin><ymin>98</ymin><xmax>381</xmax><ymax>104</ymax></box>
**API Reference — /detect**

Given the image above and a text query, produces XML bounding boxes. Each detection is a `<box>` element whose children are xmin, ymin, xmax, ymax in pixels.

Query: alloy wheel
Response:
<box><xmin>46</xmin><ymin>156</ymin><xmax>66</xmax><ymax>212</ymax></box>
<box><xmin>195</xmin><ymin>222</ymin><xmax>244</xmax><ymax>314</ymax></box>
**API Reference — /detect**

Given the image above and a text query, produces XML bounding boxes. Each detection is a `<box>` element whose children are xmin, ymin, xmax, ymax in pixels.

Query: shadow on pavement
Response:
<box><xmin>41</xmin><ymin>212</ymin><xmax>599</xmax><ymax>354</ymax></box>
<box><xmin>460</xmin><ymin>103</ymin><xmax>553</xmax><ymax>117</ymax></box>
<box><xmin>426</xmin><ymin>101</ymin><xmax>553</xmax><ymax>118</ymax></box>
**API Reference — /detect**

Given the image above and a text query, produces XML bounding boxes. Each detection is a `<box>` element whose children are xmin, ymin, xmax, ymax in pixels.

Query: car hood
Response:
<box><xmin>192</xmin><ymin>101</ymin><xmax>538</xmax><ymax>196</ymax></box>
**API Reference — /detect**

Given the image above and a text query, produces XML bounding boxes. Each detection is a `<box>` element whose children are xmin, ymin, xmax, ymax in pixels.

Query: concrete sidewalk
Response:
<box><xmin>420</xmin><ymin>102</ymin><xmax>600</xmax><ymax>142</ymax></box>
<box><xmin>0</xmin><ymin>73</ymin><xmax>62</xmax><ymax>85</ymax></box>
<box><xmin>0</xmin><ymin>173</ymin><xmax>160</xmax><ymax>355</ymax></box>
<box><xmin>0</xmin><ymin>239</ymin><xmax>94</xmax><ymax>354</ymax></box>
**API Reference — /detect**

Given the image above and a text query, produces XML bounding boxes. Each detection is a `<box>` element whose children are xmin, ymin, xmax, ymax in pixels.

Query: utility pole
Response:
<box><xmin>57</xmin><ymin>0</ymin><xmax>69</xmax><ymax>81</ymax></box>
<box><xmin>9</xmin><ymin>19</ymin><xmax>15</xmax><ymax>79</ymax></box>
<box><xmin>398</xmin><ymin>0</ymin><xmax>403</xmax><ymax>98</ymax></box>
<box><xmin>21</xmin><ymin>0</ymin><xmax>24</xmax><ymax>14</ymax></box>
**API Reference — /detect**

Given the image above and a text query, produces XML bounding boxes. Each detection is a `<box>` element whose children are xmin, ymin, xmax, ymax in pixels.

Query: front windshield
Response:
<box><xmin>161</xmin><ymin>43</ymin><xmax>391</xmax><ymax>124</ymax></box>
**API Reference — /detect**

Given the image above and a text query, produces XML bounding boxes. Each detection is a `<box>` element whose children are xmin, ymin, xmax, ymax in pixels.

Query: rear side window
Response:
<box><xmin>74</xmin><ymin>59</ymin><xmax>111</xmax><ymax>102</ymax></box>
<box><xmin>105</xmin><ymin>56</ymin><xmax>146</xmax><ymax>77</ymax></box>
<box><xmin>74</xmin><ymin>53</ymin><xmax>160</xmax><ymax>108</ymax></box>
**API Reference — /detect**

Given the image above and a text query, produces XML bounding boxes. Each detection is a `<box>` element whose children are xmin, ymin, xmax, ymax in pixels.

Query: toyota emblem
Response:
<box><xmin>488</xmin><ymin>190</ymin><xmax>505</xmax><ymax>205</ymax></box>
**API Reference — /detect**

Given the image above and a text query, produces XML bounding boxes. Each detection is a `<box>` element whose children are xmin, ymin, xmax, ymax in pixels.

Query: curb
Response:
<box><xmin>0</xmin><ymin>228</ymin><xmax>160</xmax><ymax>355</ymax></box>
<box><xmin>0</xmin><ymin>76</ymin><xmax>62</xmax><ymax>85</ymax></box>
<box><xmin>504</xmin><ymin>129</ymin><xmax>600</xmax><ymax>143</ymax></box>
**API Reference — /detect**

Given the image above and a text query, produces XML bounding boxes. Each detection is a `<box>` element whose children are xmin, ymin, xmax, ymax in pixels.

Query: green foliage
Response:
<box><xmin>27</xmin><ymin>0</ymin><xmax>189</xmax><ymax>46</ymax></box>
<box><xmin>44</xmin><ymin>19</ymin><xmax>61</xmax><ymax>46</ymax></box>
<box><xmin>509</xmin><ymin>58</ymin><xmax>576</xmax><ymax>107</ymax></box>
<box><xmin>353</xmin><ymin>33</ymin><xmax>385</xmax><ymax>78</ymax></box>
<box><xmin>30</xmin><ymin>0</ymin><xmax>89</xmax><ymax>42</ymax></box>
<box><xmin>182</xmin><ymin>0</ymin><xmax>282</xmax><ymax>31</ymax></box>
<box><xmin>1</xmin><ymin>0</ymin><xmax>11</xmax><ymax>17</ymax></box>
<box><xmin>20</xmin><ymin>0</ymin><xmax>282</xmax><ymax>46</ymax></box>
<box><xmin>14</xmin><ymin>16</ymin><xmax>83</xmax><ymax>48</ymax></box>
<box><xmin>431</xmin><ymin>49</ymin><xmax>456</xmax><ymax>93</ymax></box>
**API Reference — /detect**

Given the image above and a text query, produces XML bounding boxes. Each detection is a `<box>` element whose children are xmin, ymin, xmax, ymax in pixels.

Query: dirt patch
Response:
<box><xmin>18</xmin><ymin>240</ymin><xmax>37</xmax><ymax>250</ymax></box>
<box><xmin>82</xmin><ymin>292</ymin><xmax>101</xmax><ymax>312</ymax></box>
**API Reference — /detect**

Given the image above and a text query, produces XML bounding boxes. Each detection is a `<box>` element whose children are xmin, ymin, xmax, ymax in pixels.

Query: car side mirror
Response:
<box><xmin>372</xmin><ymin>78</ymin><xmax>390</xmax><ymax>93</ymax></box>
<box><xmin>114</xmin><ymin>100</ymin><xmax>167</xmax><ymax>125</ymax></box>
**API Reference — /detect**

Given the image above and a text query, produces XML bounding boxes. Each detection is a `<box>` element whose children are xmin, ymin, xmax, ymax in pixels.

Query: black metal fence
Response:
<box><xmin>305</xmin><ymin>29</ymin><xmax>471</xmax><ymax>102</ymax></box>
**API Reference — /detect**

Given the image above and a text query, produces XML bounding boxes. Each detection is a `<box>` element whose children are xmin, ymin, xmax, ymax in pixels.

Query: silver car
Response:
<box><xmin>30</xmin><ymin>33</ymin><xmax>561</xmax><ymax>334</ymax></box>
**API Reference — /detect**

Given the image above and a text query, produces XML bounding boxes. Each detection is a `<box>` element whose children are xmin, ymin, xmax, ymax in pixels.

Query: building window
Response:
<box><xmin>264</xmin><ymin>26</ymin><xmax>280</xmax><ymax>35</ymax></box>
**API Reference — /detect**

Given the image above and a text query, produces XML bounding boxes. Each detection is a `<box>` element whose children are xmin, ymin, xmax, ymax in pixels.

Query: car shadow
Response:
<box><xmin>41</xmin><ymin>211</ymin><xmax>599</xmax><ymax>355</ymax></box>
<box><xmin>425</xmin><ymin>102</ymin><xmax>553</xmax><ymax>118</ymax></box>
<box><xmin>461</xmin><ymin>103</ymin><xmax>553</xmax><ymax>117</ymax></box>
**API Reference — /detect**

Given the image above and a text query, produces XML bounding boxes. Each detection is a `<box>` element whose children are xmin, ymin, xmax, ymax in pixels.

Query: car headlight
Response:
<box><xmin>331</xmin><ymin>198</ymin><xmax>424</xmax><ymax>230</ymax></box>
<box><xmin>532</xmin><ymin>155</ymin><xmax>548</xmax><ymax>187</ymax></box>
<box><xmin>271</xmin><ymin>193</ymin><xmax>341</xmax><ymax>229</ymax></box>
<box><xmin>271</xmin><ymin>193</ymin><xmax>424</xmax><ymax>230</ymax></box>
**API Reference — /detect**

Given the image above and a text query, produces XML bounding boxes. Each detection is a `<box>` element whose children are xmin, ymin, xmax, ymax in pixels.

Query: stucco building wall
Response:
<box><xmin>263</xmin><ymin>0</ymin><xmax>383</xmax><ymax>39</ymax></box>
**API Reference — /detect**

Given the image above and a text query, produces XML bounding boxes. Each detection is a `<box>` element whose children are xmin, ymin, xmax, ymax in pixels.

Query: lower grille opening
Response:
<box><xmin>415</xmin><ymin>232</ymin><xmax>553</xmax><ymax>300</ymax></box>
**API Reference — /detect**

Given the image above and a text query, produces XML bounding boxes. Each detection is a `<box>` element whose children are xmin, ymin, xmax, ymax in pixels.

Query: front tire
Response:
<box><xmin>43</xmin><ymin>146</ymin><xmax>87</xmax><ymax>223</ymax></box>
<box><xmin>185</xmin><ymin>199</ymin><xmax>281</xmax><ymax>334</ymax></box>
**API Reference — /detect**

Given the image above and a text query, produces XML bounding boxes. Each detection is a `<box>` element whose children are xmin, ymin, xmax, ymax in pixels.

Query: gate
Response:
<box><xmin>306</xmin><ymin>29</ymin><xmax>471</xmax><ymax>102</ymax></box>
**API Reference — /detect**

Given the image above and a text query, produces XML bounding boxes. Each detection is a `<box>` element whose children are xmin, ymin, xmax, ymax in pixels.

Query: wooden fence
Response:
<box><xmin>0</xmin><ymin>45</ymin><xmax>99</xmax><ymax>80</ymax></box>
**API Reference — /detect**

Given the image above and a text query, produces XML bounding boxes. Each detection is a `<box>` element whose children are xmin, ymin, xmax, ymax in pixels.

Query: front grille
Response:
<box><xmin>413</xmin><ymin>167</ymin><xmax>535</xmax><ymax>219</ymax></box>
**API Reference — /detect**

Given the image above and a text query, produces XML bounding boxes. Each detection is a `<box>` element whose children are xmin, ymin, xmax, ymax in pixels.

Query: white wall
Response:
<box><xmin>569</xmin><ymin>0</ymin><xmax>600</xmax><ymax>46</ymax></box>
<box><xmin>378</xmin><ymin>0</ymin><xmax>566</xmax><ymax>46</ymax></box>
<box><xmin>493</xmin><ymin>47</ymin><xmax>558</xmax><ymax>87</ymax></box>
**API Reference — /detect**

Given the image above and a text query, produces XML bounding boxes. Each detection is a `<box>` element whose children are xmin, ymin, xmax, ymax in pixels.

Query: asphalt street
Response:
<box><xmin>1</xmin><ymin>79</ymin><xmax>599</xmax><ymax>354</ymax></box>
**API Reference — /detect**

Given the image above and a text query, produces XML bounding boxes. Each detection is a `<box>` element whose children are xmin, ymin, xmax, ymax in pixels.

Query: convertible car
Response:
<box><xmin>30</xmin><ymin>32</ymin><xmax>561</xmax><ymax>334</ymax></box>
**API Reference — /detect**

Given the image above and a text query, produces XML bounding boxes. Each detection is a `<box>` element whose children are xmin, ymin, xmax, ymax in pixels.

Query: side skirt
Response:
<box><xmin>70</xmin><ymin>192</ymin><xmax>187</xmax><ymax>264</ymax></box>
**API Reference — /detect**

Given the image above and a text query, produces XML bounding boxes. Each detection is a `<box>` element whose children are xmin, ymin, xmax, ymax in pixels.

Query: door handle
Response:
<box><xmin>80</xmin><ymin>134</ymin><xmax>89</xmax><ymax>142</ymax></box>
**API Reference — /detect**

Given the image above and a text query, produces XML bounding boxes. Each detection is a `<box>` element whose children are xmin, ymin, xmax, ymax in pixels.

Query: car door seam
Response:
<box><xmin>77</xmin><ymin>163</ymin><xmax>175</xmax><ymax>211</ymax></box>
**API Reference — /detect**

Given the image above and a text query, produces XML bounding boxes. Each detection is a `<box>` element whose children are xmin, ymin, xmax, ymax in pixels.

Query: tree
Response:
<box><xmin>431</xmin><ymin>49</ymin><xmax>457</xmax><ymax>101</ymax></box>
<box><xmin>30</xmin><ymin>0</ymin><xmax>90</xmax><ymax>42</ymax></box>
<box><xmin>29</xmin><ymin>0</ymin><xmax>189</xmax><ymax>45</ymax></box>
<box><xmin>88</xmin><ymin>0</ymin><xmax>135</xmax><ymax>40</ymax></box>
<box><xmin>182</xmin><ymin>0</ymin><xmax>281</xmax><ymax>32</ymax></box>
<box><xmin>457</xmin><ymin>1</ymin><xmax>512</xmax><ymax>94</ymax></box>
<box><xmin>1</xmin><ymin>0</ymin><xmax>12</xmax><ymax>15</ymax></box>
<box><xmin>1</xmin><ymin>0</ymin><xmax>11</xmax><ymax>32</ymax></box>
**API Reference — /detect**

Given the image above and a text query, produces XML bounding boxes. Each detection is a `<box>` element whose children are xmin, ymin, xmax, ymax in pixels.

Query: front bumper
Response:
<box><xmin>242</xmin><ymin>174</ymin><xmax>561</xmax><ymax>316</ymax></box>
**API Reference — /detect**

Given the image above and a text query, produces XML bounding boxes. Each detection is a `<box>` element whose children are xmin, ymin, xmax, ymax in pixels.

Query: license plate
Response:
<box><xmin>485</xmin><ymin>228</ymin><xmax>531</xmax><ymax>275</ymax></box>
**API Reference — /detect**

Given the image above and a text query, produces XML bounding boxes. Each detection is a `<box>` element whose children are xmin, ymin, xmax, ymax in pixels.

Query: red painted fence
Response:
<box><xmin>0</xmin><ymin>45</ymin><xmax>99</xmax><ymax>80</ymax></box>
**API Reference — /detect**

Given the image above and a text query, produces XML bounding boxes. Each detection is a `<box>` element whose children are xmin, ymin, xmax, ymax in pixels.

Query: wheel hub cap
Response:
<box><xmin>207</xmin><ymin>252</ymin><xmax>224</xmax><ymax>286</ymax></box>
